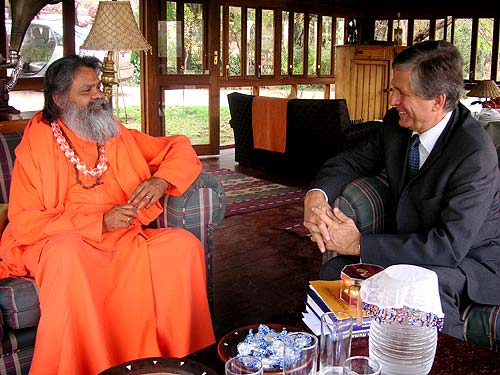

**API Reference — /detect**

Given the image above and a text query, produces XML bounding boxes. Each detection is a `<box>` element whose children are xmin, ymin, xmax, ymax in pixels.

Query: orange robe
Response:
<box><xmin>0</xmin><ymin>112</ymin><xmax>215</xmax><ymax>374</ymax></box>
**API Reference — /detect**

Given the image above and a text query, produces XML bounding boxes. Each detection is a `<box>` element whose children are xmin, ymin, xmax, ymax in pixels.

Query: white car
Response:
<box><xmin>5</xmin><ymin>19</ymin><xmax>133</xmax><ymax>81</ymax></box>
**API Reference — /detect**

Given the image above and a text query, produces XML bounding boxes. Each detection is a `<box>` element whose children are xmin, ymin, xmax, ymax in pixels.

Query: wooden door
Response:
<box><xmin>349</xmin><ymin>59</ymin><xmax>389</xmax><ymax>121</ymax></box>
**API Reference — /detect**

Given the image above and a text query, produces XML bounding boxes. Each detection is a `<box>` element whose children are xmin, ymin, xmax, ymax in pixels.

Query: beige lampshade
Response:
<box><xmin>467</xmin><ymin>80</ymin><xmax>500</xmax><ymax>99</ymax></box>
<box><xmin>81</xmin><ymin>1</ymin><xmax>151</xmax><ymax>52</ymax></box>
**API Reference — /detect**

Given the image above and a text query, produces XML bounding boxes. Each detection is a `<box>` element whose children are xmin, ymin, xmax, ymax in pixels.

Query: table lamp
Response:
<box><xmin>80</xmin><ymin>1</ymin><xmax>151</xmax><ymax>105</ymax></box>
<box><xmin>467</xmin><ymin>79</ymin><xmax>500</xmax><ymax>106</ymax></box>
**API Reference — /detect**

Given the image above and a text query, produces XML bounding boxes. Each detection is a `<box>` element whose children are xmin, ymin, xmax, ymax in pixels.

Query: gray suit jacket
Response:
<box><xmin>311</xmin><ymin>104</ymin><xmax>500</xmax><ymax>305</ymax></box>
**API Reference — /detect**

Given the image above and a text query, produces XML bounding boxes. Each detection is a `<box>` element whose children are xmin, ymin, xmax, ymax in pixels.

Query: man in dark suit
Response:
<box><xmin>303</xmin><ymin>40</ymin><xmax>500</xmax><ymax>339</ymax></box>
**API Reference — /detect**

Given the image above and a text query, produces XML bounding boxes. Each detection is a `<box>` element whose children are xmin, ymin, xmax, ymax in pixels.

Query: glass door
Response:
<box><xmin>144</xmin><ymin>0</ymin><xmax>220</xmax><ymax>155</ymax></box>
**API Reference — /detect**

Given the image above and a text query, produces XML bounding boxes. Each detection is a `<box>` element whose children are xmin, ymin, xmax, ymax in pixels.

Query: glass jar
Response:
<box><xmin>369</xmin><ymin>316</ymin><xmax>437</xmax><ymax>375</ymax></box>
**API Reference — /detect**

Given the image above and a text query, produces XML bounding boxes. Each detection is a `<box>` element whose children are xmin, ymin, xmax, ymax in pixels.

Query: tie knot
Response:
<box><xmin>410</xmin><ymin>134</ymin><xmax>420</xmax><ymax>147</ymax></box>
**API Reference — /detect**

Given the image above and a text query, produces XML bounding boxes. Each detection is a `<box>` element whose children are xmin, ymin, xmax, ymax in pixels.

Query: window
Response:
<box><xmin>435</xmin><ymin>18</ymin><xmax>446</xmax><ymax>40</ymax></box>
<box><xmin>372</xmin><ymin>15</ymin><xmax>498</xmax><ymax>82</ymax></box>
<box><xmin>374</xmin><ymin>20</ymin><xmax>388</xmax><ymax>41</ymax></box>
<box><xmin>413</xmin><ymin>19</ymin><xmax>431</xmax><ymax>43</ymax></box>
<box><xmin>261</xmin><ymin>9</ymin><xmax>274</xmax><ymax>76</ymax></box>
<box><xmin>475</xmin><ymin>18</ymin><xmax>494</xmax><ymax>80</ymax></box>
<box><xmin>228</xmin><ymin>6</ymin><xmax>242</xmax><ymax>76</ymax></box>
<box><xmin>281</xmin><ymin>11</ymin><xmax>290</xmax><ymax>75</ymax></box>
<box><xmin>184</xmin><ymin>3</ymin><xmax>204</xmax><ymax>74</ymax></box>
<box><xmin>308</xmin><ymin>14</ymin><xmax>318</xmax><ymax>76</ymax></box>
<box><xmin>292</xmin><ymin>12</ymin><xmax>305</xmax><ymax>75</ymax></box>
<box><xmin>320</xmin><ymin>16</ymin><xmax>333</xmax><ymax>75</ymax></box>
<box><xmin>335</xmin><ymin>18</ymin><xmax>345</xmax><ymax>45</ymax></box>
<box><xmin>454</xmin><ymin>18</ymin><xmax>473</xmax><ymax>80</ymax></box>
<box><xmin>247</xmin><ymin>8</ymin><xmax>256</xmax><ymax>76</ymax></box>
<box><xmin>160</xmin><ymin>2</ymin><xmax>205</xmax><ymax>75</ymax></box>
<box><xmin>393</xmin><ymin>19</ymin><xmax>408</xmax><ymax>46</ymax></box>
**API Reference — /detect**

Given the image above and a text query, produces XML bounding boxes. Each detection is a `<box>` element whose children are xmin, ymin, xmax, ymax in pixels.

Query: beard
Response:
<box><xmin>61</xmin><ymin>98</ymin><xmax>120</xmax><ymax>144</ymax></box>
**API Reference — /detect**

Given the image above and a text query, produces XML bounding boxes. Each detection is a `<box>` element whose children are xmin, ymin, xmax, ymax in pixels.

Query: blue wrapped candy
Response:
<box><xmin>236</xmin><ymin>324</ymin><xmax>292</xmax><ymax>371</ymax></box>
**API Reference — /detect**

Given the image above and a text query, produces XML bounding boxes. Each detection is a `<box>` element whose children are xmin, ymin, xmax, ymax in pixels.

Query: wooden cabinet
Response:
<box><xmin>335</xmin><ymin>45</ymin><xmax>405</xmax><ymax>122</ymax></box>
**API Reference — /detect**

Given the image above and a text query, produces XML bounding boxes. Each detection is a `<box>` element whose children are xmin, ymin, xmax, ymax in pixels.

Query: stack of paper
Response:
<box><xmin>302</xmin><ymin>280</ymin><xmax>372</xmax><ymax>338</ymax></box>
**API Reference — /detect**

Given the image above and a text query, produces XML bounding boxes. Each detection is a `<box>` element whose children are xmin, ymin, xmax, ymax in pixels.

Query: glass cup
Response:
<box><xmin>319</xmin><ymin>311</ymin><xmax>353</xmax><ymax>375</ymax></box>
<box><xmin>342</xmin><ymin>356</ymin><xmax>381</xmax><ymax>375</ymax></box>
<box><xmin>225</xmin><ymin>355</ymin><xmax>263</xmax><ymax>375</ymax></box>
<box><xmin>283</xmin><ymin>331</ymin><xmax>319</xmax><ymax>375</ymax></box>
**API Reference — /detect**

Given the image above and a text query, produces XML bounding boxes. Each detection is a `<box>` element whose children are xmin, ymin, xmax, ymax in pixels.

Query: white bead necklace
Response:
<box><xmin>51</xmin><ymin>121</ymin><xmax>108</xmax><ymax>186</ymax></box>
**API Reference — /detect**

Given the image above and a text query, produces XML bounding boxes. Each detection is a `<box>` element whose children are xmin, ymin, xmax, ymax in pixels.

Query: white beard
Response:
<box><xmin>61</xmin><ymin>98</ymin><xmax>120</xmax><ymax>144</ymax></box>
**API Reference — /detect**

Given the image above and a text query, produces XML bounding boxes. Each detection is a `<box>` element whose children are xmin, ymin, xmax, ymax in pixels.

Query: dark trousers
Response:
<box><xmin>320</xmin><ymin>255</ymin><xmax>468</xmax><ymax>340</ymax></box>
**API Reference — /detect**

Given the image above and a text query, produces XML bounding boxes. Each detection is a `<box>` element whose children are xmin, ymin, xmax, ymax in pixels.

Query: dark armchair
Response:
<box><xmin>227</xmin><ymin>92</ymin><xmax>381</xmax><ymax>179</ymax></box>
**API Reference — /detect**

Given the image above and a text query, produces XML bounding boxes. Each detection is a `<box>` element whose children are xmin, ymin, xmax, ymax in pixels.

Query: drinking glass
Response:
<box><xmin>283</xmin><ymin>331</ymin><xmax>319</xmax><ymax>375</ymax></box>
<box><xmin>319</xmin><ymin>311</ymin><xmax>353</xmax><ymax>375</ymax></box>
<box><xmin>225</xmin><ymin>355</ymin><xmax>263</xmax><ymax>375</ymax></box>
<box><xmin>342</xmin><ymin>356</ymin><xmax>381</xmax><ymax>375</ymax></box>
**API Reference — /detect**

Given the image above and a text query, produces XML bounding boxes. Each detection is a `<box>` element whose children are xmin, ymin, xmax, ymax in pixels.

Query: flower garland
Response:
<box><xmin>51</xmin><ymin>121</ymin><xmax>108</xmax><ymax>188</ymax></box>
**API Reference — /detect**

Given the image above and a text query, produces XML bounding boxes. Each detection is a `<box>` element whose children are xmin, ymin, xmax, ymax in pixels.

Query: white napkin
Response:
<box><xmin>360</xmin><ymin>264</ymin><xmax>444</xmax><ymax>318</ymax></box>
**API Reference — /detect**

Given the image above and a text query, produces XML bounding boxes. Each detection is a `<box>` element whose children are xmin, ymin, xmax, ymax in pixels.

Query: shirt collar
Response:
<box><xmin>413</xmin><ymin>111</ymin><xmax>453</xmax><ymax>155</ymax></box>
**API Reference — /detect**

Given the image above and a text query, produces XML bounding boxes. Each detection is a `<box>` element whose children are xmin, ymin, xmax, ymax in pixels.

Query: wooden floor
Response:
<box><xmin>200</xmin><ymin>149</ymin><xmax>322</xmax><ymax>339</ymax></box>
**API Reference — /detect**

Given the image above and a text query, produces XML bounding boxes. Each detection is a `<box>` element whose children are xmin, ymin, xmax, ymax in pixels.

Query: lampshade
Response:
<box><xmin>467</xmin><ymin>80</ymin><xmax>500</xmax><ymax>99</ymax></box>
<box><xmin>81</xmin><ymin>1</ymin><xmax>151</xmax><ymax>52</ymax></box>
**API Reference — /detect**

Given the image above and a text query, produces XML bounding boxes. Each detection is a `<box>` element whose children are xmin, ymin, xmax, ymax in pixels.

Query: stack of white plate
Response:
<box><xmin>369</xmin><ymin>319</ymin><xmax>437</xmax><ymax>375</ymax></box>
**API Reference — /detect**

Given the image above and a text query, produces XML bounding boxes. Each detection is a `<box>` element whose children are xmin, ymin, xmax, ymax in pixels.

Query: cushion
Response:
<box><xmin>463</xmin><ymin>304</ymin><xmax>500</xmax><ymax>352</ymax></box>
<box><xmin>333</xmin><ymin>173</ymin><xmax>395</xmax><ymax>234</ymax></box>
<box><xmin>0</xmin><ymin>327</ymin><xmax>36</xmax><ymax>371</ymax></box>
<box><xmin>0</xmin><ymin>132</ymin><xmax>24</xmax><ymax>204</ymax></box>
<box><xmin>322</xmin><ymin>173</ymin><xmax>395</xmax><ymax>264</ymax></box>
<box><xmin>0</xmin><ymin>277</ymin><xmax>40</xmax><ymax>331</ymax></box>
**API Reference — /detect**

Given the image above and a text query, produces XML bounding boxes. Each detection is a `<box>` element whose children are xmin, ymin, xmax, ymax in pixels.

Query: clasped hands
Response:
<box><xmin>102</xmin><ymin>177</ymin><xmax>169</xmax><ymax>233</ymax></box>
<box><xmin>303</xmin><ymin>190</ymin><xmax>361</xmax><ymax>256</ymax></box>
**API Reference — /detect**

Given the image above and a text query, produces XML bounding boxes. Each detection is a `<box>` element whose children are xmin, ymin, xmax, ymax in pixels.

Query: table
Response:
<box><xmin>187</xmin><ymin>332</ymin><xmax>500</xmax><ymax>374</ymax></box>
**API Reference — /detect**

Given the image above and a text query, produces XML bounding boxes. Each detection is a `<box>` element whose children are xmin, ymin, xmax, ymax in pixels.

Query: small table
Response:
<box><xmin>187</xmin><ymin>332</ymin><xmax>500</xmax><ymax>374</ymax></box>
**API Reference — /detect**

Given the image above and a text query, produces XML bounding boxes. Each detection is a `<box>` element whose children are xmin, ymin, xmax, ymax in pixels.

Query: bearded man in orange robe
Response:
<box><xmin>0</xmin><ymin>55</ymin><xmax>215</xmax><ymax>374</ymax></box>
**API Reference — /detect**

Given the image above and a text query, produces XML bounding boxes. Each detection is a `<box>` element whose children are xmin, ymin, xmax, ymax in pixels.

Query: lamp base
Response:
<box><xmin>101</xmin><ymin>52</ymin><xmax>119</xmax><ymax>106</ymax></box>
<box><xmin>0</xmin><ymin>78</ymin><xmax>20</xmax><ymax>121</ymax></box>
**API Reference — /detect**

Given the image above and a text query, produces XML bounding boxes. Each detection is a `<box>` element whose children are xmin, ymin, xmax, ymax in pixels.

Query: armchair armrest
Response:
<box><xmin>149</xmin><ymin>171</ymin><xmax>226</xmax><ymax>310</ymax></box>
<box><xmin>323</xmin><ymin>172</ymin><xmax>395</xmax><ymax>264</ymax></box>
<box><xmin>164</xmin><ymin>172</ymin><xmax>226</xmax><ymax>251</ymax></box>
<box><xmin>0</xmin><ymin>276</ymin><xmax>40</xmax><ymax>343</ymax></box>
<box><xmin>334</xmin><ymin>172</ymin><xmax>395</xmax><ymax>234</ymax></box>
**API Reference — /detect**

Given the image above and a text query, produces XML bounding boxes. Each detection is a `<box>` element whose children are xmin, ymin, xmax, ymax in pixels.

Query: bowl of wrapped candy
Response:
<box><xmin>217</xmin><ymin>323</ymin><xmax>305</xmax><ymax>374</ymax></box>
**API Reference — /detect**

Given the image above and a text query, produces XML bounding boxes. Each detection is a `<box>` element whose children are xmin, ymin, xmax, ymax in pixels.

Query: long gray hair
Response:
<box><xmin>42</xmin><ymin>55</ymin><xmax>102</xmax><ymax>123</ymax></box>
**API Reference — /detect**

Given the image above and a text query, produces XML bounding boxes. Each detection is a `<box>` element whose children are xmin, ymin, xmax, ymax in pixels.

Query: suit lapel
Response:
<box><xmin>418</xmin><ymin>108</ymin><xmax>460</xmax><ymax>175</ymax></box>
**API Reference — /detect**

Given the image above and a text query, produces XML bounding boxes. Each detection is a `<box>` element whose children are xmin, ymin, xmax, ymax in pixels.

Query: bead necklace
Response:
<box><xmin>51</xmin><ymin>121</ymin><xmax>108</xmax><ymax>189</ymax></box>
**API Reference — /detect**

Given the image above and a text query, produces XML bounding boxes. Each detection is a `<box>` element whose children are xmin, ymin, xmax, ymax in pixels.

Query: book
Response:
<box><xmin>302</xmin><ymin>280</ymin><xmax>372</xmax><ymax>338</ymax></box>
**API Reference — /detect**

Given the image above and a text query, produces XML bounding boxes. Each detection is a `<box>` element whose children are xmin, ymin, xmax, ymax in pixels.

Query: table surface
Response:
<box><xmin>187</xmin><ymin>330</ymin><xmax>500</xmax><ymax>375</ymax></box>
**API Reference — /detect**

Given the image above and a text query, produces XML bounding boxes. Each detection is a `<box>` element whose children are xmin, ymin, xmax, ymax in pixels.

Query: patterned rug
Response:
<box><xmin>274</xmin><ymin>219</ymin><xmax>310</xmax><ymax>237</ymax></box>
<box><xmin>208</xmin><ymin>168</ymin><xmax>306</xmax><ymax>217</ymax></box>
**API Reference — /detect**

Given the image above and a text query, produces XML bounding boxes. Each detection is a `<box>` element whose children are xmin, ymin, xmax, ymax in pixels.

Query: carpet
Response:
<box><xmin>208</xmin><ymin>168</ymin><xmax>306</xmax><ymax>217</ymax></box>
<box><xmin>274</xmin><ymin>219</ymin><xmax>310</xmax><ymax>237</ymax></box>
